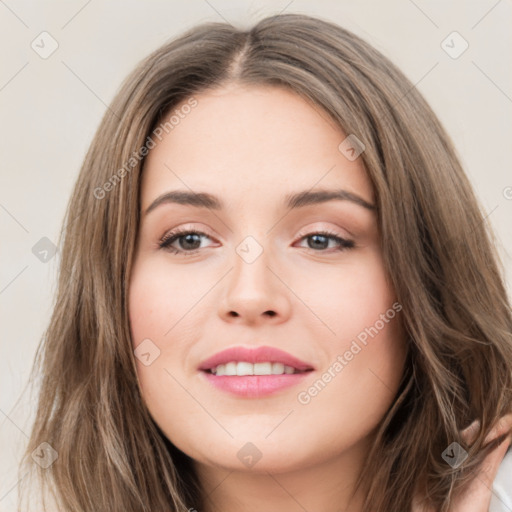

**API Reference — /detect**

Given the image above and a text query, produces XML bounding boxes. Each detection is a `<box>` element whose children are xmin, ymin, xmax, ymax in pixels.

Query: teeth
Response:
<box><xmin>210</xmin><ymin>361</ymin><xmax>300</xmax><ymax>376</ymax></box>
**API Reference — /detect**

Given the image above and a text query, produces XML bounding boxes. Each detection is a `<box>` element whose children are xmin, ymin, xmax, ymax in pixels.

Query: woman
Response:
<box><xmin>20</xmin><ymin>13</ymin><xmax>512</xmax><ymax>512</ymax></box>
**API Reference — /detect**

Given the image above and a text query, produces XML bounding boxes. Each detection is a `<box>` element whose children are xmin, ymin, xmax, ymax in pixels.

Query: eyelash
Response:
<box><xmin>158</xmin><ymin>227</ymin><xmax>355</xmax><ymax>256</ymax></box>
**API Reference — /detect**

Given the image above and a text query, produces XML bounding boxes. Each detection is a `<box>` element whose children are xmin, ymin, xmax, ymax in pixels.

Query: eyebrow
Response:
<box><xmin>143</xmin><ymin>188</ymin><xmax>376</xmax><ymax>216</ymax></box>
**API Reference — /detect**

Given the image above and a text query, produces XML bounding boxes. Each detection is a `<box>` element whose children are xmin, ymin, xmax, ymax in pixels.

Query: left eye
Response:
<box><xmin>295</xmin><ymin>231</ymin><xmax>355</xmax><ymax>252</ymax></box>
<box><xmin>159</xmin><ymin>229</ymin><xmax>354</xmax><ymax>255</ymax></box>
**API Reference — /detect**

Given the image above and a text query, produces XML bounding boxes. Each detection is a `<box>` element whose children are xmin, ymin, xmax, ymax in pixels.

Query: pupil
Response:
<box><xmin>182</xmin><ymin>234</ymin><xmax>201</xmax><ymax>250</ymax></box>
<box><xmin>309</xmin><ymin>234</ymin><xmax>328</xmax><ymax>249</ymax></box>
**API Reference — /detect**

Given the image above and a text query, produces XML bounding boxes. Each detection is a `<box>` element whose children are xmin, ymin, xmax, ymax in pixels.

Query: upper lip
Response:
<box><xmin>198</xmin><ymin>346</ymin><xmax>315</xmax><ymax>372</ymax></box>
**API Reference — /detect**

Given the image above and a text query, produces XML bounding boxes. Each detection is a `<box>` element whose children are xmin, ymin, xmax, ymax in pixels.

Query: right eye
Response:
<box><xmin>159</xmin><ymin>229</ymin><xmax>216</xmax><ymax>255</ymax></box>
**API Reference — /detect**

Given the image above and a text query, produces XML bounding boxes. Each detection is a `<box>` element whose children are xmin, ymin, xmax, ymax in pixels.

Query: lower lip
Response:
<box><xmin>200</xmin><ymin>370</ymin><xmax>313</xmax><ymax>398</ymax></box>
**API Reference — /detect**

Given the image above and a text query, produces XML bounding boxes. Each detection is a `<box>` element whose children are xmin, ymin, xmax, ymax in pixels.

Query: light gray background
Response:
<box><xmin>1</xmin><ymin>1</ymin><xmax>511</xmax><ymax>510</ymax></box>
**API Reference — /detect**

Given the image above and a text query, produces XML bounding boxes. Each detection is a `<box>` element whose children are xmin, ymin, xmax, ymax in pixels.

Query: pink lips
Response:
<box><xmin>198</xmin><ymin>345</ymin><xmax>315</xmax><ymax>398</ymax></box>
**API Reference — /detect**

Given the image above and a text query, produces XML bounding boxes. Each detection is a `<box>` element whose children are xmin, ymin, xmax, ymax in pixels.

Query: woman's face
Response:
<box><xmin>129</xmin><ymin>83</ymin><xmax>407</xmax><ymax>477</ymax></box>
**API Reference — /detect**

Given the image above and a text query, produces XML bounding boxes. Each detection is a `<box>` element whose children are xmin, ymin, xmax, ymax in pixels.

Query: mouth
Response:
<box><xmin>198</xmin><ymin>345</ymin><xmax>315</xmax><ymax>397</ymax></box>
<box><xmin>203</xmin><ymin>362</ymin><xmax>313</xmax><ymax>376</ymax></box>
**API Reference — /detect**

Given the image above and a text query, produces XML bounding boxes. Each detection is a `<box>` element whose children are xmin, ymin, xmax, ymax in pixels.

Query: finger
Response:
<box><xmin>460</xmin><ymin>413</ymin><xmax>512</xmax><ymax>446</ymax></box>
<box><xmin>478</xmin><ymin>434</ymin><xmax>512</xmax><ymax>490</ymax></box>
<box><xmin>411</xmin><ymin>493</ymin><xmax>436</xmax><ymax>512</ymax></box>
<box><xmin>483</xmin><ymin>413</ymin><xmax>512</xmax><ymax>445</ymax></box>
<box><xmin>450</xmin><ymin>435</ymin><xmax>511</xmax><ymax>511</ymax></box>
<box><xmin>419</xmin><ymin>416</ymin><xmax>512</xmax><ymax>511</ymax></box>
<box><xmin>461</xmin><ymin>419</ymin><xmax>481</xmax><ymax>445</ymax></box>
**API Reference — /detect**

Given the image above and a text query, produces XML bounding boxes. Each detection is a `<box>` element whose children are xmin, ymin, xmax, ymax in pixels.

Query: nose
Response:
<box><xmin>218</xmin><ymin>243</ymin><xmax>292</xmax><ymax>326</ymax></box>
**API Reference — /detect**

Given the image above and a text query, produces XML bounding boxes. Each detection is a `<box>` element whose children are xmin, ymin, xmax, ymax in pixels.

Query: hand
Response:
<box><xmin>412</xmin><ymin>413</ymin><xmax>512</xmax><ymax>512</ymax></box>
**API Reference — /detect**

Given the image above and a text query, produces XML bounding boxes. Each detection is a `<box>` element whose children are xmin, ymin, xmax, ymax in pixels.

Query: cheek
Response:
<box><xmin>128</xmin><ymin>258</ymin><xmax>201</xmax><ymax>346</ymax></box>
<box><xmin>296</xmin><ymin>251</ymin><xmax>407</xmax><ymax>431</ymax></box>
<box><xmin>128</xmin><ymin>257</ymin><xmax>210</xmax><ymax>406</ymax></box>
<box><xmin>293</xmin><ymin>248</ymin><xmax>399</xmax><ymax>342</ymax></box>
<box><xmin>128</xmin><ymin>262</ymin><xmax>193</xmax><ymax>428</ymax></box>
<box><xmin>336</xmin><ymin>259</ymin><xmax>406</xmax><ymax>403</ymax></box>
<box><xmin>128</xmin><ymin>261</ymin><xmax>173</xmax><ymax>405</ymax></box>
<box><xmin>296</xmin><ymin>312</ymin><xmax>407</xmax><ymax>451</ymax></box>
<box><xmin>128</xmin><ymin>277</ymin><xmax>159</xmax><ymax>349</ymax></box>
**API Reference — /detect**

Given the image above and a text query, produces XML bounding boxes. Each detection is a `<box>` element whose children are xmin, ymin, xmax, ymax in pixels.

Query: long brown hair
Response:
<box><xmin>19</xmin><ymin>13</ymin><xmax>512</xmax><ymax>511</ymax></box>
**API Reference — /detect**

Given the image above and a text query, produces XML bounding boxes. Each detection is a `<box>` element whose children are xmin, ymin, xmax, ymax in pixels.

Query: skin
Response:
<box><xmin>128</xmin><ymin>83</ymin><xmax>509</xmax><ymax>511</ymax></box>
<box><xmin>413</xmin><ymin>415</ymin><xmax>512</xmax><ymax>511</ymax></box>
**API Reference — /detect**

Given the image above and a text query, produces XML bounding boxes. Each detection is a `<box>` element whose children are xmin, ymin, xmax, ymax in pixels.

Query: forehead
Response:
<box><xmin>140</xmin><ymin>84</ymin><xmax>374</xmax><ymax>210</ymax></box>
